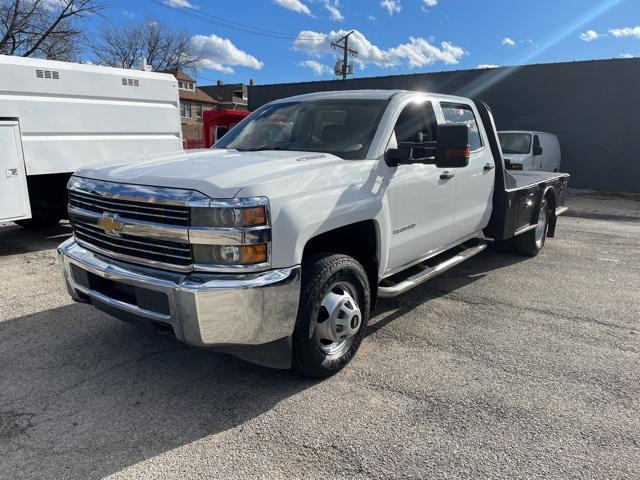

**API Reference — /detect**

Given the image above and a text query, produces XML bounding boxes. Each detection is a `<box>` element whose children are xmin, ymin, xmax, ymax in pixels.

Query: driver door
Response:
<box><xmin>385</xmin><ymin>100</ymin><xmax>457</xmax><ymax>273</ymax></box>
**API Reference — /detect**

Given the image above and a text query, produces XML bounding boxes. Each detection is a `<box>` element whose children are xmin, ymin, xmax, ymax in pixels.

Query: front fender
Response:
<box><xmin>239</xmin><ymin>159</ymin><xmax>392</xmax><ymax>272</ymax></box>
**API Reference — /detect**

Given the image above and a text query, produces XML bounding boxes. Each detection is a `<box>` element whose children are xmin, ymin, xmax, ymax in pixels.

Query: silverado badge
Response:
<box><xmin>98</xmin><ymin>214</ymin><xmax>124</xmax><ymax>236</ymax></box>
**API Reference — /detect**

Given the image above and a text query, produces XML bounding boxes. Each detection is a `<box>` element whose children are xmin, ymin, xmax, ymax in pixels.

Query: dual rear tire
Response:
<box><xmin>515</xmin><ymin>199</ymin><xmax>549</xmax><ymax>257</ymax></box>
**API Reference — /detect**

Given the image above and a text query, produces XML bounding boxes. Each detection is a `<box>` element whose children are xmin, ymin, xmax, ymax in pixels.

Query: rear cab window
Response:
<box><xmin>440</xmin><ymin>102</ymin><xmax>483</xmax><ymax>151</ymax></box>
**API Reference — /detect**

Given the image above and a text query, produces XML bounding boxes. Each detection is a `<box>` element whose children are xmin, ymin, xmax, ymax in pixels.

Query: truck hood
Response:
<box><xmin>74</xmin><ymin>149</ymin><xmax>346</xmax><ymax>198</ymax></box>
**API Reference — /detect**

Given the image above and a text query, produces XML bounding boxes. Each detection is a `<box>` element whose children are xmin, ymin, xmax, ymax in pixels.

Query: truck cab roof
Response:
<box><xmin>269</xmin><ymin>89</ymin><xmax>475</xmax><ymax>105</ymax></box>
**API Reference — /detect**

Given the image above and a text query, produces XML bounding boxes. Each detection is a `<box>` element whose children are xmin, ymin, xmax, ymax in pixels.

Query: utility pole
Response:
<box><xmin>331</xmin><ymin>31</ymin><xmax>358</xmax><ymax>80</ymax></box>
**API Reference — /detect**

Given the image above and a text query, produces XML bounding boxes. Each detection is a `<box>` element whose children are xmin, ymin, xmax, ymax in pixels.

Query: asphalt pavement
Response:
<box><xmin>1</xmin><ymin>192</ymin><xmax>639</xmax><ymax>479</ymax></box>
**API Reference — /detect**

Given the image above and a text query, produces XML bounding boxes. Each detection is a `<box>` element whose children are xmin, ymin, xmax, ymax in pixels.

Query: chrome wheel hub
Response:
<box><xmin>316</xmin><ymin>281</ymin><xmax>362</xmax><ymax>355</ymax></box>
<box><xmin>535</xmin><ymin>207</ymin><xmax>547</xmax><ymax>247</ymax></box>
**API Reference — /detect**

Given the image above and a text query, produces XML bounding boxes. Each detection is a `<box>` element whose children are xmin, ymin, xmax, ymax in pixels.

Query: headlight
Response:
<box><xmin>190</xmin><ymin>197</ymin><xmax>271</xmax><ymax>272</ymax></box>
<box><xmin>191</xmin><ymin>205</ymin><xmax>267</xmax><ymax>228</ymax></box>
<box><xmin>193</xmin><ymin>244</ymin><xmax>268</xmax><ymax>265</ymax></box>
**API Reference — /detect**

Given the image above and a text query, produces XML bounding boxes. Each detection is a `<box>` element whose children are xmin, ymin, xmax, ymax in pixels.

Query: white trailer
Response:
<box><xmin>0</xmin><ymin>55</ymin><xmax>183</xmax><ymax>228</ymax></box>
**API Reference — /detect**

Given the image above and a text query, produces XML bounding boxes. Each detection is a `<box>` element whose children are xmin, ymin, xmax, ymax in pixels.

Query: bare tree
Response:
<box><xmin>0</xmin><ymin>0</ymin><xmax>105</xmax><ymax>60</ymax></box>
<box><xmin>92</xmin><ymin>20</ymin><xmax>199</xmax><ymax>71</ymax></box>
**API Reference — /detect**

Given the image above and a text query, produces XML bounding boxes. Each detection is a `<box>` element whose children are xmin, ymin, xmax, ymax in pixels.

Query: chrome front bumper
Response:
<box><xmin>58</xmin><ymin>238</ymin><xmax>301</xmax><ymax>350</ymax></box>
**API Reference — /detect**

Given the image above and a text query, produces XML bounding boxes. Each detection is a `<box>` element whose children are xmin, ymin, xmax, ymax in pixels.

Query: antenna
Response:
<box><xmin>331</xmin><ymin>31</ymin><xmax>358</xmax><ymax>80</ymax></box>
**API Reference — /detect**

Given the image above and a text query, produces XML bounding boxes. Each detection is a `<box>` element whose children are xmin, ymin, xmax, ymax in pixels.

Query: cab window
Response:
<box><xmin>440</xmin><ymin>102</ymin><xmax>483</xmax><ymax>151</ymax></box>
<box><xmin>389</xmin><ymin>101</ymin><xmax>437</xmax><ymax>150</ymax></box>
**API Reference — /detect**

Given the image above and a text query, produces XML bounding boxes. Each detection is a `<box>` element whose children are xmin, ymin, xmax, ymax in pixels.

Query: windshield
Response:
<box><xmin>214</xmin><ymin>99</ymin><xmax>388</xmax><ymax>160</ymax></box>
<box><xmin>499</xmin><ymin>132</ymin><xmax>532</xmax><ymax>154</ymax></box>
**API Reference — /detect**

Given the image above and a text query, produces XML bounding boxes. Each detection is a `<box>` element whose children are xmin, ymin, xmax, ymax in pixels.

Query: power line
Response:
<box><xmin>148</xmin><ymin>0</ymin><xmax>328</xmax><ymax>41</ymax></box>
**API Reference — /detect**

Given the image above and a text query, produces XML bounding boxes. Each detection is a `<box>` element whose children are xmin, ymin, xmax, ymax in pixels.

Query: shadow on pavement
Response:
<box><xmin>0</xmin><ymin>244</ymin><xmax>527</xmax><ymax>479</ymax></box>
<box><xmin>0</xmin><ymin>303</ymin><xmax>315</xmax><ymax>479</ymax></box>
<box><xmin>0</xmin><ymin>222</ymin><xmax>73</xmax><ymax>257</ymax></box>
<box><xmin>368</xmin><ymin>245</ymin><xmax>528</xmax><ymax>336</ymax></box>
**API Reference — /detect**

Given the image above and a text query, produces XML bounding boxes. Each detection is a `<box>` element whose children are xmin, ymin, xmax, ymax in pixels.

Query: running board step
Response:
<box><xmin>378</xmin><ymin>242</ymin><xmax>488</xmax><ymax>298</ymax></box>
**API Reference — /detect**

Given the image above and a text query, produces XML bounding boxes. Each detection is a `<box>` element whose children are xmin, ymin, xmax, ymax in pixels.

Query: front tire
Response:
<box><xmin>515</xmin><ymin>199</ymin><xmax>549</xmax><ymax>257</ymax></box>
<box><xmin>292</xmin><ymin>254</ymin><xmax>370</xmax><ymax>379</ymax></box>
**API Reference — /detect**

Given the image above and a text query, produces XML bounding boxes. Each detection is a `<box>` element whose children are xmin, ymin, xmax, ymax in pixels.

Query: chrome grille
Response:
<box><xmin>72</xmin><ymin>220</ymin><xmax>192</xmax><ymax>267</ymax></box>
<box><xmin>69</xmin><ymin>190</ymin><xmax>189</xmax><ymax>226</ymax></box>
<box><xmin>66</xmin><ymin>178</ymin><xmax>211</xmax><ymax>272</ymax></box>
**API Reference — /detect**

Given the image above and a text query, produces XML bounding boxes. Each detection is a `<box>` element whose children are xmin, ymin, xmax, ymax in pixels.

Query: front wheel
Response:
<box><xmin>515</xmin><ymin>199</ymin><xmax>549</xmax><ymax>256</ymax></box>
<box><xmin>292</xmin><ymin>254</ymin><xmax>370</xmax><ymax>379</ymax></box>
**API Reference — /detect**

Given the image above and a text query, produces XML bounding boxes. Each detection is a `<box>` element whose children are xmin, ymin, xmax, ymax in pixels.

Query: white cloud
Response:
<box><xmin>273</xmin><ymin>0</ymin><xmax>312</xmax><ymax>15</ymax></box>
<box><xmin>299</xmin><ymin>60</ymin><xmax>332</xmax><ymax>75</ymax></box>
<box><xmin>579</xmin><ymin>30</ymin><xmax>603</xmax><ymax>42</ymax></box>
<box><xmin>619</xmin><ymin>52</ymin><xmax>635</xmax><ymax>58</ymax></box>
<box><xmin>323</xmin><ymin>0</ymin><xmax>344</xmax><ymax>21</ymax></box>
<box><xmin>163</xmin><ymin>0</ymin><xmax>197</xmax><ymax>8</ymax></box>
<box><xmin>40</xmin><ymin>0</ymin><xmax>68</xmax><ymax>10</ymax></box>
<box><xmin>423</xmin><ymin>0</ymin><xmax>437</xmax><ymax>6</ymax></box>
<box><xmin>609</xmin><ymin>26</ymin><xmax>640</xmax><ymax>39</ymax></box>
<box><xmin>476</xmin><ymin>64</ymin><xmax>499</xmax><ymax>69</ymax></box>
<box><xmin>368</xmin><ymin>14</ymin><xmax>377</xmax><ymax>21</ymax></box>
<box><xmin>380</xmin><ymin>0</ymin><xmax>401</xmax><ymax>16</ymax></box>
<box><xmin>294</xmin><ymin>29</ymin><xmax>465</xmax><ymax>69</ymax></box>
<box><xmin>502</xmin><ymin>37</ymin><xmax>516</xmax><ymax>47</ymax></box>
<box><xmin>123</xmin><ymin>10</ymin><xmax>134</xmax><ymax>18</ymax></box>
<box><xmin>191</xmin><ymin>34</ymin><xmax>263</xmax><ymax>74</ymax></box>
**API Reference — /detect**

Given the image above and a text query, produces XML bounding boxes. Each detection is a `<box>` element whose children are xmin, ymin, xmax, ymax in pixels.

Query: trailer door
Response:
<box><xmin>0</xmin><ymin>121</ymin><xmax>31</xmax><ymax>222</ymax></box>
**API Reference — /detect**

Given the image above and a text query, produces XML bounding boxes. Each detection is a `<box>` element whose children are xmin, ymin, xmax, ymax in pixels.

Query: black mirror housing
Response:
<box><xmin>533</xmin><ymin>145</ymin><xmax>543</xmax><ymax>156</ymax></box>
<box><xmin>385</xmin><ymin>147</ymin><xmax>411</xmax><ymax>165</ymax></box>
<box><xmin>435</xmin><ymin>124</ymin><xmax>471</xmax><ymax>168</ymax></box>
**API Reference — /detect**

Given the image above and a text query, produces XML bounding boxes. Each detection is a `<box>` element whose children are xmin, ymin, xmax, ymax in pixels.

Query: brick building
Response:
<box><xmin>200</xmin><ymin>80</ymin><xmax>252</xmax><ymax>111</ymax></box>
<box><xmin>164</xmin><ymin>70</ymin><xmax>218</xmax><ymax>146</ymax></box>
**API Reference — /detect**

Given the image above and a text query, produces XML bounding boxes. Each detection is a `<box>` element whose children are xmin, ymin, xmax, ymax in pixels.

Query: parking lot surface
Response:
<box><xmin>1</xmin><ymin>193</ymin><xmax>639</xmax><ymax>479</ymax></box>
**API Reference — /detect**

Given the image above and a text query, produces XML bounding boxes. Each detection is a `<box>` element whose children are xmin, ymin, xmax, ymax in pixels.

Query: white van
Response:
<box><xmin>498</xmin><ymin>131</ymin><xmax>561</xmax><ymax>172</ymax></box>
<box><xmin>0</xmin><ymin>55</ymin><xmax>182</xmax><ymax>228</ymax></box>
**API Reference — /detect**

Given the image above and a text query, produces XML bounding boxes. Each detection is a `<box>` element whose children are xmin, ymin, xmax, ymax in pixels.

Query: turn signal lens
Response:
<box><xmin>240</xmin><ymin>244</ymin><xmax>268</xmax><ymax>264</ymax></box>
<box><xmin>446</xmin><ymin>147</ymin><xmax>470</xmax><ymax>158</ymax></box>
<box><xmin>510</xmin><ymin>163</ymin><xmax>523</xmax><ymax>170</ymax></box>
<box><xmin>242</xmin><ymin>206</ymin><xmax>267</xmax><ymax>226</ymax></box>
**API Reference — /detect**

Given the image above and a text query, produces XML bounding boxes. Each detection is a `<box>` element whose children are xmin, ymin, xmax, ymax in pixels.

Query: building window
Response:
<box><xmin>195</xmin><ymin>104</ymin><xmax>203</xmax><ymax>117</ymax></box>
<box><xmin>179</xmin><ymin>81</ymin><xmax>195</xmax><ymax>91</ymax></box>
<box><xmin>180</xmin><ymin>102</ymin><xmax>191</xmax><ymax>118</ymax></box>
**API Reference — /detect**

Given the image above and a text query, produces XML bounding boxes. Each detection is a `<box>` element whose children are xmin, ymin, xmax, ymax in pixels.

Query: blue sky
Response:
<box><xmin>85</xmin><ymin>0</ymin><xmax>640</xmax><ymax>85</ymax></box>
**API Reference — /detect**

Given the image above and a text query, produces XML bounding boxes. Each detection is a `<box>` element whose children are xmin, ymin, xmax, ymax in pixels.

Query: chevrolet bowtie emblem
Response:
<box><xmin>98</xmin><ymin>214</ymin><xmax>124</xmax><ymax>235</ymax></box>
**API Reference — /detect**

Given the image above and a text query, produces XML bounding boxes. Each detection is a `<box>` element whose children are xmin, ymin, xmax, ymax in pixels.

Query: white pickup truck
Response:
<box><xmin>58</xmin><ymin>90</ymin><xmax>569</xmax><ymax>378</ymax></box>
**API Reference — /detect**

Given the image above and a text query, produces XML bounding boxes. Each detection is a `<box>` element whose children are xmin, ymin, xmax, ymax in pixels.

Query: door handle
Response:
<box><xmin>483</xmin><ymin>163</ymin><xmax>495</xmax><ymax>171</ymax></box>
<box><xmin>5</xmin><ymin>168</ymin><xmax>18</xmax><ymax>178</ymax></box>
<box><xmin>440</xmin><ymin>171</ymin><xmax>455</xmax><ymax>180</ymax></box>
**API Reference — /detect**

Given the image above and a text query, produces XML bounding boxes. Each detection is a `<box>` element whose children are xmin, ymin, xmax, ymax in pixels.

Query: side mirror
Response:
<box><xmin>435</xmin><ymin>124</ymin><xmax>470</xmax><ymax>168</ymax></box>
<box><xmin>533</xmin><ymin>145</ymin><xmax>543</xmax><ymax>156</ymax></box>
<box><xmin>385</xmin><ymin>147</ymin><xmax>411</xmax><ymax>165</ymax></box>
